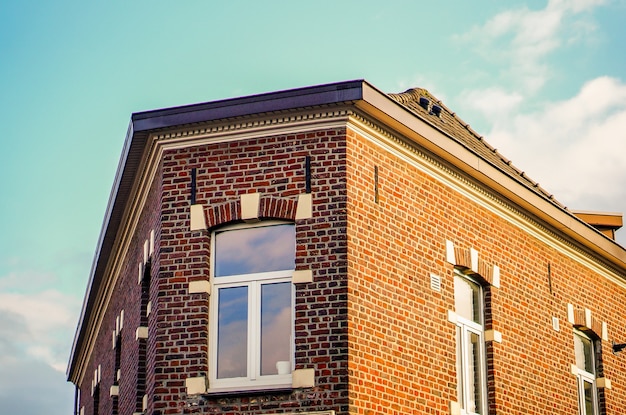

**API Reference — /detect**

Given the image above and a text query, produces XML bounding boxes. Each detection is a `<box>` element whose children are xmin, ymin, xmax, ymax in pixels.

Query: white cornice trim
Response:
<box><xmin>346</xmin><ymin>115</ymin><xmax>626</xmax><ymax>289</ymax></box>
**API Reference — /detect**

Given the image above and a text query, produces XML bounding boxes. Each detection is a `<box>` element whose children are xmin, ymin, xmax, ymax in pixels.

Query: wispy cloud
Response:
<box><xmin>0</xmin><ymin>272</ymin><xmax>80</xmax><ymax>415</ymax></box>
<box><xmin>486</xmin><ymin>76</ymin><xmax>626</xmax><ymax>210</ymax></box>
<box><xmin>454</xmin><ymin>0</ymin><xmax>605</xmax><ymax>94</ymax></box>
<box><xmin>447</xmin><ymin>0</ymin><xmax>626</xmax><ymax>245</ymax></box>
<box><xmin>0</xmin><ymin>288</ymin><xmax>80</xmax><ymax>371</ymax></box>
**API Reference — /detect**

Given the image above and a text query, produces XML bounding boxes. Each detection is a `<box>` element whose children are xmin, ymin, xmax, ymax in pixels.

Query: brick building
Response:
<box><xmin>67</xmin><ymin>80</ymin><xmax>626</xmax><ymax>415</ymax></box>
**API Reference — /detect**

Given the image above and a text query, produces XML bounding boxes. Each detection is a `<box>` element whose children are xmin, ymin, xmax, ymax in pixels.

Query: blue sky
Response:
<box><xmin>1</xmin><ymin>1</ymin><xmax>625</xmax><ymax>413</ymax></box>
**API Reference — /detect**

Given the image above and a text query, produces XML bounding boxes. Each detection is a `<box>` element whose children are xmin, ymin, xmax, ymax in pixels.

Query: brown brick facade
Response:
<box><xmin>345</xmin><ymin>126</ymin><xmax>626</xmax><ymax>413</ymax></box>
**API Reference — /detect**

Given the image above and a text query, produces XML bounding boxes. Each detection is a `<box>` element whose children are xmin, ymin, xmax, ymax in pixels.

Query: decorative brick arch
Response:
<box><xmin>205</xmin><ymin>194</ymin><xmax>300</xmax><ymax>229</ymax></box>
<box><xmin>571</xmin><ymin>307</ymin><xmax>604</xmax><ymax>339</ymax></box>
<box><xmin>259</xmin><ymin>195</ymin><xmax>298</xmax><ymax>221</ymax></box>
<box><xmin>451</xmin><ymin>244</ymin><xmax>499</xmax><ymax>287</ymax></box>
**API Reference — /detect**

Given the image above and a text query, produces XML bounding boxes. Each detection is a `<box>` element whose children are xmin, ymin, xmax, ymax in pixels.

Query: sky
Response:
<box><xmin>0</xmin><ymin>1</ymin><xmax>625</xmax><ymax>413</ymax></box>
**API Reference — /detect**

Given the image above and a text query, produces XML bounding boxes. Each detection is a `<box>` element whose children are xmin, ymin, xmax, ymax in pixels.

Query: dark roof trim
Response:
<box><xmin>131</xmin><ymin>80</ymin><xmax>366</xmax><ymax>132</ymax></box>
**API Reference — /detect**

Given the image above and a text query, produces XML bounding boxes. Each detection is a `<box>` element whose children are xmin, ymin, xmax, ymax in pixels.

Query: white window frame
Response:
<box><xmin>209</xmin><ymin>221</ymin><xmax>295</xmax><ymax>392</ymax></box>
<box><xmin>574</xmin><ymin>330</ymin><xmax>599</xmax><ymax>415</ymax></box>
<box><xmin>454</xmin><ymin>271</ymin><xmax>488</xmax><ymax>415</ymax></box>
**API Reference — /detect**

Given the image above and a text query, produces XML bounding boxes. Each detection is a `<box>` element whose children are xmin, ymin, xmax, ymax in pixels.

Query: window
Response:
<box><xmin>574</xmin><ymin>330</ymin><xmax>599</xmax><ymax>415</ymax></box>
<box><xmin>210</xmin><ymin>222</ymin><xmax>295</xmax><ymax>390</ymax></box>
<box><xmin>454</xmin><ymin>270</ymin><xmax>487</xmax><ymax>415</ymax></box>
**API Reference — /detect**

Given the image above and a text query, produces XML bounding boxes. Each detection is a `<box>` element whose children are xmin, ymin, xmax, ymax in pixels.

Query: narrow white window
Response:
<box><xmin>454</xmin><ymin>270</ymin><xmax>487</xmax><ymax>415</ymax></box>
<box><xmin>574</xmin><ymin>330</ymin><xmax>599</xmax><ymax>415</ymax></box>
<box><xmin>210</xmin><ymin>222</ymin><xmax>295</xmax><ymax>390</ymax></box>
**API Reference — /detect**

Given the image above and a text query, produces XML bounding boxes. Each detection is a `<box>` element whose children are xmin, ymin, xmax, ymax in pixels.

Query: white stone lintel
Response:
<box><xmin>295</xmin><ymin>193</ymin><xmax>313</xmax><ymax>220</ymax></box>
<box><xmin>190</xmin><ymin>204</ymin><xmax>207</xmax><ymax>231</ymax></box>
<box><xmin>241</xmin><ymin>193</ymin><xmax>261</xmax><ymax>222</ymax></box>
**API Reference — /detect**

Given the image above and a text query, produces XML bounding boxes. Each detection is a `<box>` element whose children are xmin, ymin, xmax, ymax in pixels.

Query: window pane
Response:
<box><xmin>467</xmin><ymin>331</ymin><xmax>484</xmax><ymax>414</ymax></box>
<box><xmin>574</xmin><ymin>333</ymin><xmax>595</xmax><ymax>374</ymax></box>
<box><xmin>217</xmin><ymin>286</ymin><xmax>248</xmax><ymax>378</ymax></box>
<box><xmin>456</xmin><ymin>327</ymin><xmax>465</xmax><ymax>409</ymax></box>
<box><xmin>583</xmin><ymin>379</ymin><xmax>595</xmax><ymax>415</ymax></box>
<box><xmin>260</xmin><ymin>282</ymin><xmax>292</xmax><ymax>375</ymax></box>
<box><xmin>215</xmin><ymin>224</ymin><xmax>295</xmax><ymax>276</ymax></box>
<box><xmin>454</xmin><ymin>275</ymin><xmax>481</xmax><ymax>324</ymax></box>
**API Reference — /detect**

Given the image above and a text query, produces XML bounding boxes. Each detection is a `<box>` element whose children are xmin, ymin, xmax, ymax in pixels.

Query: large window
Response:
<box><xmin>210</xmin><ymin>222</ymin><xmax>295</xmax><ymax>390</ymax></box>
<box><xmin>574</xmin><ymin>330</ymin><xmax>599</xmax><ymax>415</ymax></box>
<box><xmin>454</xmin><ymin>271</ymin><xmax>487</xmax><ymax>415</ymax></box>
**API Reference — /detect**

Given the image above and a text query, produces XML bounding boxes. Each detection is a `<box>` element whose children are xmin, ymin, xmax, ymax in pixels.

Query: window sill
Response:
<box><xmin>203</xmin><ymin>383</ymin><xmax>294</xmax><ymax>397</ymax></box>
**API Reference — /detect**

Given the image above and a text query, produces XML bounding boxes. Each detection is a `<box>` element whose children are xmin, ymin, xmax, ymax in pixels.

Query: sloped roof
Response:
<box><xmin>388</xmin><ymin>88</ymin><xmax>565</xmax><ymax>210</ymax></box>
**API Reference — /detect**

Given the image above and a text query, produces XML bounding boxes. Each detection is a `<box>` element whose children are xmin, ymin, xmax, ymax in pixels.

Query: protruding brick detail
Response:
<box><xmin>572</xmin><ymin>306</ymin><xmax>605</xmax><ymax>339</ymax></box>
<box><xmin>205</xmin><ymin>194</ymin><xmax>300</xmax><ymax>229</ymax></box>
<box><xmin>454</xmin><ymin>246</ymin><xmax>471</xmax><ymax>269</ymax></box>
<box><xmin>259</xmin><ymin>194</ymin><xmax>298</xmax><ymax>221</ymax></box>
<box><xmin>451</xmin><ymin>245</ymin><xmax>498</xmax><ymax>287</ymax></box>
<box><xmin>206</xmin><ymin>200</ymin><xmax>239</xmax><ymax>228</ymax></box>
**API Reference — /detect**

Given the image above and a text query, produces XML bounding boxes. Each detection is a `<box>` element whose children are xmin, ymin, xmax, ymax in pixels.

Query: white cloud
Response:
<box><xmin>0</xmin><ymin>288</ymin><xmax>80</xmax><ymax>372</ymax></box>
<box><xmin>455</xmin><ymin>0</ymin><xmax>606</xmax><ymax>94</ymax></box>
<box><xmin>0</xmin><ymin>276</ymin><xmax>81</xmax><ymax>415</ymax></box>
<box><xmin>483</xmin><ymin>77</ymin><xmax>626</xmax><ymax>239</ymax></box>
<box><xmin>0</xmin><ymin>357</ymin><xmax>74</xmax><ymax>415</ymax></box>
<box><xmin>449</xmin><ymin>1</ymin><xmax>626</xmax><ymax>246</ymax></box>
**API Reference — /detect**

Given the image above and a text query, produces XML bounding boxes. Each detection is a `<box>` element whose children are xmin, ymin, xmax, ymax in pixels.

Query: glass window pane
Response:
<box><xmin>467</xmin><ymin>331</ymin><xmax>484</xmax><ymax>414</ymax></box>
<box><xmin>215</xmin><ymin>224</ymin><xmax>295</xmax><ymax>276</ymax></box>
<box><xmin>455</xmin><ymin>275</ymin><xmax>481</xmax><ymax>324</ymax></box>
<box><xmin>574</xmin><ymin>333</ymin><xmax>595</xmax><ymax>374</ymax></box>
<box><xmin>260</xmin><ymin>282</ymin><xmax>292</xmax><ymax>375</ymax></box>
<box><xmin>216</xmin><ymin>286</ymin><xmax>248</xmax><ymax>378</ymax></box>
<box><xmin>456</xmin><ymin>327</ymin><xmax>465</xmax><ymax>409</ymax></box>
<box><xmin>583</xmin><ymin>379</ymin><xmax>595</xmax><ymax>415</ymax></box>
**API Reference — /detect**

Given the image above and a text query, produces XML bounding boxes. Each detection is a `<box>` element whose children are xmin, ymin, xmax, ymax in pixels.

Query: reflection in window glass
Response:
<box><xmin>468</xmin><ymin>331</ymin><xmax>483</xmax><ymax>414</ymax></box>
<box><xmin>215</xmin><ymin>224</ymin><xmax>295</xmax><ymax>277</ymax></box>
<box><xmin>574</xmin><ymin>330</ymin><xmax>599</xmax><ymax>415</ymax></box>
<box><xmin>454</xmin><ymin>274</ymin><xmax>481</xmax><ymax>324</ymax></box>
<box><xmin>260</xmin><ymin>282</ymin><xmax>292</xmax><ymax>375</ymax></box>
<box><xmin>211</xmin><ymin>222</ymin><xmax>295</xmax><ymax>388</ymax></box>
<box><xmin>575</xmin><ymin>334</ymin><xmax>595</xmax><ymax>374</ymax></box>
<box><xmin>583</xmin><ymin>380</ymin><xmax>594</xmax><ymax>415</ymax></box>
<box><xmin>217</xmin><ymin>286</ymin><xmax>248</xmax><ymax>379</ymax></box>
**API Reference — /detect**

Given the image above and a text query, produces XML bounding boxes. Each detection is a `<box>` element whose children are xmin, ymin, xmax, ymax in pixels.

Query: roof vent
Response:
<box><xmin>419</xmin><ymin>97</ymin><xmax>430</xmax><ymax>110</ymax></box>
<box><xmin>431</xmin><ymin>105</ymin><xmax>442</xmax><ymax>117</ymax></box>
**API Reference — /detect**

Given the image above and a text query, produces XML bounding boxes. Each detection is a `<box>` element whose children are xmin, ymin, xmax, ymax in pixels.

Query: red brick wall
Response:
<box><xmin>78</xmin><ymin>162</ymin><xmax>162</xmax><ymax>415</ymax></box>
<box><xmin>152</xmin><ymin>128</ymin><xmax>350</xmax><ymax>414</ymax></box>
<box><xmin>345</xmin><ymin>127</ymin><xmax>626</xmax><ymax>414</ymax></box>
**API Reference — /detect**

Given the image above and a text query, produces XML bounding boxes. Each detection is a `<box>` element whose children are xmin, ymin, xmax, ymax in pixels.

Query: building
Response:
<box><xmin>67</xmin><ymin>80</ymin><xmax>626</xmax><ymax>415</ymax></box>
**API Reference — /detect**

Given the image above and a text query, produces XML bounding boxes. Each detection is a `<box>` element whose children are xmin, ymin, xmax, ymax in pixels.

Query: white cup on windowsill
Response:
<box><xmin>276</xmin><ymin>361</ymin><xmax>291</xmax><ymax>375</ymax></box>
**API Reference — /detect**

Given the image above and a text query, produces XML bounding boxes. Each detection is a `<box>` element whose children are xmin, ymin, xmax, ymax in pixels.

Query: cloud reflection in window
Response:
<box><xmin>215</xmin><ymin>224</ymin><xmax>295</xmax><ymax>277</ymax></box>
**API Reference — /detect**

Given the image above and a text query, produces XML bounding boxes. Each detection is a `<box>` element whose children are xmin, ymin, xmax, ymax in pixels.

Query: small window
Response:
<box><xmin>210</xmin><ymin>222</ymin><xmax>295</xmax><ymax>390</ymax></box>
<box><xmin>574</xmin><ymin>330</ymin><xmax>599</xmax><ymax>415</ymax></box>
<box><xmin>454</xmin><ymin>270</ymin><xmax>487</xmax><ymax>415</ymax></box>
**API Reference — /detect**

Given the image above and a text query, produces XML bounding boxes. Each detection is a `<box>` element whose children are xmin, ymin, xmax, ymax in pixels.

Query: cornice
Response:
<box><xmin>345</xmin><ymin>112</ymin><xmax>626</xmax><ymax>288</ymax></box>
<box><xmin>151</xmin><ymin>107</ymin><xmax>354</xmax><ymax>150</ymax></box>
